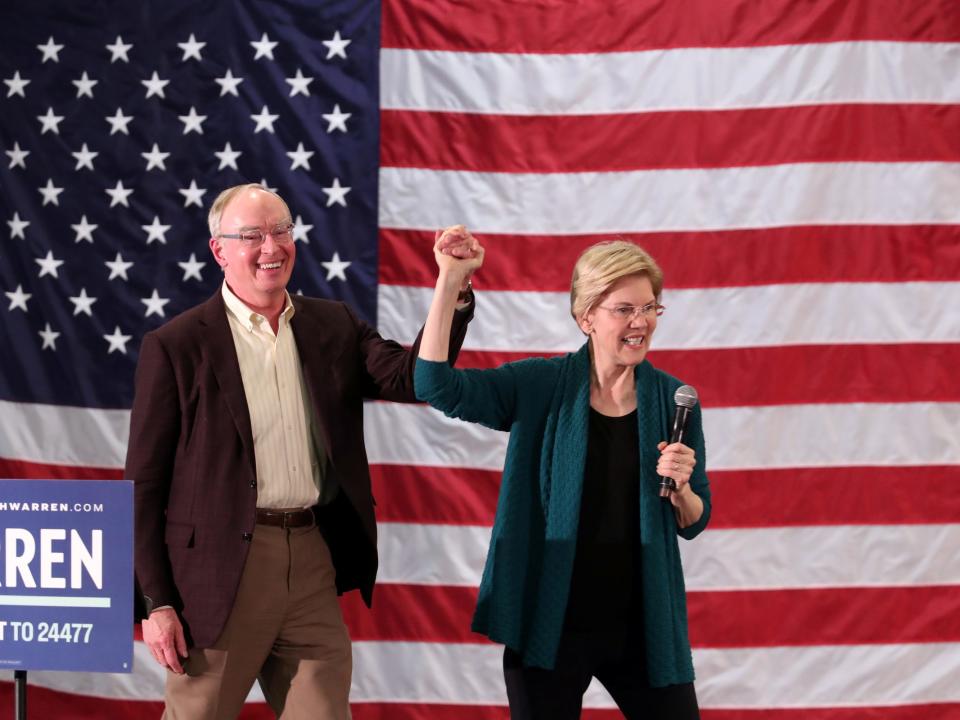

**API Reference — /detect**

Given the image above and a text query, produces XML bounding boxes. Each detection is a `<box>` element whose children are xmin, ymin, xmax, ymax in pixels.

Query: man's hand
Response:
<box><xmin>142</xmin><ymin>607</ymin><xmax>188</xmax><ymax>674</ymax></box>
<box><xmin>433</xmin><ymin>225</ymin><xmax>484</xmax><ymax>292</ymax></box>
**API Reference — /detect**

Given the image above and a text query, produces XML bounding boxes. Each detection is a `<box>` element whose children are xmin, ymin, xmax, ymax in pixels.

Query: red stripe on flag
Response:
<box><xmin>371</xmin><ymin>464</ymin><xmax>499</xmax><ymax>526</ymax></box>
<box><xmin>342</xmin><ymin>583</ymin><xmax>483</xmax><ymax>643</ymax></box>
<box><xmin>342</xmin><ymin>583</ymin><xmax>960</xmax><ymax>647</ymax></box>
<box><xmin>371</xmin><ymin>464</ymin><xmax>960</xmax><ymax>528</ymax></box>
<box><xmin>5</xmin><ymin>460</ymin><xmax>955</xmax><ymax>531</ymax></box>
<box><xmin>710</xmin><ymin>465</ymin><xmax>960</xmax><ymax>529</ymax></box>
<box><xmin>449</xmin><ymin>344</ymin><xmax>960</xmax><ymax>407</ymax></box>
<box><xmin>353</xmin><ymin>705</ymin><xmax>642</xmax><ymax>719</ymax></box>
<box><xmin>382</xmin><ymin>105</ymin><xmax>960</xmax><ymax>173</ymax></box>
<box><xmin>650</xmin><ymin>344</ymin><xmax>960</xmax><ymax>408</ymax></box>
<box><xmin>378</xmin><ymin>225</ymin><xmax>960</xmax><ymax>291</ymax></box>
<box><xmin>700</xmin><ymin>707</ymin><xmax>960</xmax><ymax>720</ymax></box>
<box><xmin>0</xmin><ymin>685</ymin><xmax>273</xmax><ymax>719</ymax></box>
<box><xmin>0</xmin><ymin>458</ymin><xmax>123</xmax><ymax>479</ymax></box>
<box><xmin>382</xmin><ymin>0</ymin><xmax>960</xmax><ymax>52</ymax></box>
<box><xmin>688</xmin><ymin>586</ymin><xmax>960</xmax><ymax>647</ymax></box>
<box><xmin>1</xmin><ymin>688</ymin><xmax>955</xmax><ymax>720</ymax></box>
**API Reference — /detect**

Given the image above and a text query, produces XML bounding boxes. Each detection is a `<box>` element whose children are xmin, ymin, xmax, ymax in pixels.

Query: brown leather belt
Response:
<box><xmin>255</xmin><ymin>507</ymin><xmax>315</xmax><ymax>528</ymax></box>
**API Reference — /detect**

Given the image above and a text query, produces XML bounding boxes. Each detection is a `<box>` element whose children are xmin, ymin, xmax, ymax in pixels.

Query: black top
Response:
<box><xmin>563</xmin><ymin>407</ymin><xmax>642</xmax><ymax>637</ymax></box>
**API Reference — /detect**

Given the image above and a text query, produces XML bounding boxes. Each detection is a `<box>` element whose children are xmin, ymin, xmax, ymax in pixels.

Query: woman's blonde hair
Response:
<box><xmin>570</xmin><ymin>240</ymin><xmax>663</xmax><ymax>321</ymax></box>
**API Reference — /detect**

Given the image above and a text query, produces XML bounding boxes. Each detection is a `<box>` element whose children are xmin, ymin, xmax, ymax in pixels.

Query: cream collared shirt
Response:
<box><xmin>221</xmin><ymin>282</ymin><xmax>324</xmax><ymax>509</ymax></box>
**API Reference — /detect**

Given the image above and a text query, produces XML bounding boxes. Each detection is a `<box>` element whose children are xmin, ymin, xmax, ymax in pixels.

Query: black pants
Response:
<box><xmin>503</xmin><ymin>645</ymin><xmax>699</xmax><ymax>720</ymax></box>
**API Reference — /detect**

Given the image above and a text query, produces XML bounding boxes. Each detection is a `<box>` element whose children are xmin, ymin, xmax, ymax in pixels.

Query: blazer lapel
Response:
<box><xmin>198</xmin><ymin>292</ymin><xmax>256</xmax><ymax>475</ymax></box>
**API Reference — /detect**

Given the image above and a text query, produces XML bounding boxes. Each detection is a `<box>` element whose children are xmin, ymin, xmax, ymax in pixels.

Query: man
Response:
<box><xmin>127</xmin><ymin>183</ymin><xmax>477</xmax><ymax>718</ymax></box>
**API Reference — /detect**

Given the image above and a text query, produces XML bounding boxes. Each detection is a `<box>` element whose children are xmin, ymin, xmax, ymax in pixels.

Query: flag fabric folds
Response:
<box><xmin>2</xmin><ymin>0</ymin><xmax>960</xmax><ymax>718</ymax></box>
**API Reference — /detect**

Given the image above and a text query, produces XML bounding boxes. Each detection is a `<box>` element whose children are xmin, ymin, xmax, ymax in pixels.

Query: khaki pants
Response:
<box><xmin>163</xmin><ymin>522</ymin><xmax>352</xmax><ymax>719</ymax></box>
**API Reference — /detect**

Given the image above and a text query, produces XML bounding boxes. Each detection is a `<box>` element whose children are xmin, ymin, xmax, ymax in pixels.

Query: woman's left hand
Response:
<box><xmin>656</xmin><ymin>441</ymin><xmax>697</xmax><ymax>495</ymax></box>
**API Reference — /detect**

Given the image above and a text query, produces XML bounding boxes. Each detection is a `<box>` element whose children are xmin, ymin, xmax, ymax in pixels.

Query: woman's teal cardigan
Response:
<box><xmin>415</xmin><ymin>342</ymin><xmax>711</xmax><ymax>688</ymax></box>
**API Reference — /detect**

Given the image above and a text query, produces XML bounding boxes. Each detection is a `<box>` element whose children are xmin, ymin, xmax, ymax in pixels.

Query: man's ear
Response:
<box><xmin>209</xmin><ymin>236</ymin><xmax>228</xmax><ymax>268</ymax></box>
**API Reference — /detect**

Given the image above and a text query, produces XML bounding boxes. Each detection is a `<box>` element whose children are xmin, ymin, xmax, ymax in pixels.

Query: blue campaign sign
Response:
<box><xmin>0</xmin><ymin>479</ymin><xmax>133</xmax><ymax>673</ymax></box>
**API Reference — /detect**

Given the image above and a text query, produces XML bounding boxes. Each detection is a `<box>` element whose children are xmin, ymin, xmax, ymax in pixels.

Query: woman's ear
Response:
<box><xmin>577</xmin><ymin>311</ymin><xmax>593</xmax><ymax>335</ymax></box>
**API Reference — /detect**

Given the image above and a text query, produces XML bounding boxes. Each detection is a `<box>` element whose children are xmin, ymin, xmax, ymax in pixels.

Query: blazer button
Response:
<box><xmin>242</xmin><ymin>532</ymin><xmax>253</xmax><ymax>542</ymax></box>
<box><xmin>249</xmin><ymin>480</ymin><xmax>256</xmax><ymax>488</ymax></box>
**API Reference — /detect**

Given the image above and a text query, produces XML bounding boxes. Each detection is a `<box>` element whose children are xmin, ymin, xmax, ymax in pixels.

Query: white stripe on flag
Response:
<box><xmin>7</xmin><ymin>640</ymin><xmax>960</xmax><ymax>708</ymax></box>
<box><xmin>364</xmin><ymin>401</ymin><xmax>960</xmax><ymax>472</ymax></box>
<box><xmin>378</xmin><ymin>163</ymin><xmax>960</xmax><ymax>234</ymax></box>
<box><xmin>381</xmin><ymin>42</ymin><xmax>960</xmax><ymax>114</ymax></box>
<box><xmin>377</xmin><ymin>282</ymin><xmax>960</xmax><ymax>351</ymax></box>
<box><xmin>0</xmin><ymin>399</ymin><xmax>129</xmax><ymax>469</ymax></box>
<box><xmin>376</xmin><ymin>521</ymin><xmax>960</xmax><ymax>590</ymax></box>
<box><xmin>5</xmin><ymin>397</ymin><xmax>958</xmax><ymax>474</ymax></box>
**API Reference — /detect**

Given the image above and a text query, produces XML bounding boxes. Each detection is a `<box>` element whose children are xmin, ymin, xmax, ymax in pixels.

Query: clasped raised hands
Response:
<box><xmin>434</xmin><ymin>225</ymin><xmax>484</xmax><ymax>291</ymax></box>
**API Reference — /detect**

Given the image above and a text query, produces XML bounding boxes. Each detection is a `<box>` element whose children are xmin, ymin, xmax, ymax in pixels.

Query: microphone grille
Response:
<box><xmin>674</xmin><ymin>385</ymin><xmax>698</xmax><ymax>408</ymax></box>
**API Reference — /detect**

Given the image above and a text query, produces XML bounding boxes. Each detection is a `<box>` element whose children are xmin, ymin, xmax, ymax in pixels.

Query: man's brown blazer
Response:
<box><xmin>126</xmin><ymin>290</ymin><xmax>470</xmax><ymax>648</ymax></box>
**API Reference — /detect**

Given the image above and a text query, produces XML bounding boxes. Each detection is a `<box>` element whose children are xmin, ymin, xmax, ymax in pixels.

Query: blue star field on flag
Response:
<box><xmin>0</xmin><ymin>0</ymin><xmax>381</xmax><ymax>409</ymax></box>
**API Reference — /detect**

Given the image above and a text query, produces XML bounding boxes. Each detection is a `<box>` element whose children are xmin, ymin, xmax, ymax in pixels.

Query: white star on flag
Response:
<box><xmin>37</xmin><ymin>107</ymin><xmax>65</xmax><ymax>134</ymax></box>
<box><xmin>285</xmin><ymin>69</ymin><xmax>314</xmax><ymax>97</ymax></box>
<box><xmin>178</xmin><ymin>106</ymin><xmax>207</xmax><ymax>134</ymax></box>
<box><xmin>142</xmin><ymin>216</ymin><xmax>172</xmax><ymax>245</ymax></box>
<box><xmin>177</xmin><ymin>253</ymin><xmax>206</xmax><ymax>282</ymax></box>
<box><xmin>141</xmin><ymin>71</ymin><xmax>169</xmax><ymax>99</ymax></box>
<box><xmin>5</xmin><ymin>284</ymin><xmax>32</xmax><ymax>312</ymax></box>
<box><xmin>322</xmin><ymin>30</ymin><xmax>351</xmax><ymax>59</ymax></box>
<box><xmin>105</xmin><ymin>252</ymin><xmax>134</xmax><ymax>281</ymax></box>
<box><xmin>322</xmin><ymin>104</ymin><xmax>350</xmax><ymax>133</ymax></box>
<box><xmin>251</xmin><ymin>105</ymin><xmax>279</xmax><ymax>134</ymax></box>
<box><xmin>259</xmin><ymin>178</ymin><xmax>278</xmax><ymax>193</ymax></box>
<box><xmin>38</xmin><ymin>179</ymin><xmax>64</xmax><ymax>206</ymax></box>
<box><xmin>71</xmin><ymin>143</ymin><xmax>98</xmax><ymax>171</ymax></box>
<box><xmin>321</xmin><ymin>252</ymin><xmax>351</xmax><ymax>281</ymax></box>
<box><xmin>286</xmin><ymin>142</ymin><xmax>314</xmax><ymax>170</ymax></box>
<box><xmin>105</xmin><ymin>180</ymin><xmax>133</xmax><ymax>207</ymax></box>
<box><xmin>68</xmin><ymin>288</ymin><xmax>97</xmax><ymax>316</ymax></box>
<box><xmin>105</xmin><ymin>36</ymin><xmax>133</xmax><ymax>63</ymax></box>
<box><xmin>215</xmin><ymin>68</ymin><xmax>244</xmax><ymax>96</ymax></box>
<box><xmin>141</xmin><ymin>143</ymin><xmax>170</xmax><ymax>171</ymax></box>
<box><xmin>179</xmin><ymin>180</ymin><xmax>207</xmax><ymax>208</ymax></box>
<box><xmin>72</xmin><ymin>71</ymin><xmax>97</xmax><ymax>98</ymax></box>
<box><xmin>250</xmin><ymin>33</ymin><xmax>278</xmax><ymax>60</ymax></box>
<box><xmin>105</xmin><ymin>107</ymin><xmax>134</xmax><ymax>135</ymax></box>
<box><xmin>71</xmin><ymin>215</ymin><xmax>98</xmax><ymax>243</ymax></box>
<box><xmin>8</xmin><ymin>212</ymin><xmax>30</xmax><ymax>239</ymax></box>
<box><xmin>177</xmin><ymin>33</ymin><xmax>206</xmax><ymax>61</ymax></box>
<box><xmin>35</xmin><ymin>250</ymin><xmax>65</xmax><ymax>278</ymax></box>
<box><xmin>37</xmin><ymin>37</ymin><xmax>64</xmax><ymax>63</ymax></box>
<box><xmin>141</xmin><ymin>290</ymin><xmax>171</xmax><ymax>318</ymax></box>
<box><xmin>4</xmin><ymin>70</ymin><xmax>30</xmax><ymax>98</ymax></box>
<box><xmin>103</xmin><ymin>326</ymin><xmax>132</xmax><ymax>354</ymax></box>
<box><xmin>38</xmin><ymin>323</ymin><xmax>60</xmax><ymax>351</ymax></box>
<box><xmin>322</xmin><ymin>177</ymin><xmax>350</xmax><ymax>207</ymax></box>
<box><xmin>214</xmin><ymin>142</ymin><xmax>242</xmax><ymax>170</ymax></box>
<box><xmin>292</xmin><ymin>215</ymin><xmax>313</xmax><ymax>243</ymax></box>
<box><xmin>6</xmin><ymin>142</ymin><xmax>30</xmax><ymax>169</ymax></box>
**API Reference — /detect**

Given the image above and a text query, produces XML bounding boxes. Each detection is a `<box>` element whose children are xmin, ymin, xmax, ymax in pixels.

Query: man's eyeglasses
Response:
<box><xmin>597</xmin><ymin>301</ymin><xmax>665</xmax><ymax>321</ymax></box>
<box><xmin>218</xmin><ymin>222</ymin><xmax>296</xmax><ymax>248</ymax></box>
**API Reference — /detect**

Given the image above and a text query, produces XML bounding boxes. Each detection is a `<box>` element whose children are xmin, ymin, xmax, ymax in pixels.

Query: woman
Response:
<box><xmin>417</xmin><ymin>230</ymin><xmax>710</xmax><ymax>719</ymax></box>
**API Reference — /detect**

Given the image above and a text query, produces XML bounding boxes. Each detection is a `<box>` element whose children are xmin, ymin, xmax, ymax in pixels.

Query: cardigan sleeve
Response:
<box><xmin>677</xmin><ymin>402</ymin><xmax>711</xmax><ymax>540</ymax></box>
<box><xmin>415</xmin><ymin>357</ymin><xmax>521</xmax><ymax>432</ymax></box>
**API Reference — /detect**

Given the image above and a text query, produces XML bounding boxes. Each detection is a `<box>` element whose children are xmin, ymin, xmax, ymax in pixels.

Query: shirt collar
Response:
<box><xmin>221</xmin><ymin>281</ymin><xmax>295</xmax><ymax>332</ymax></box>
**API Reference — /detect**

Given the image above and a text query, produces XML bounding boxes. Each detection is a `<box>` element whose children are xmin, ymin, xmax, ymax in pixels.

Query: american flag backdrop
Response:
<box><xmin>2</xmin><ymin>0</ymin><xmax>960</xmax><ymax>718</ymax></box>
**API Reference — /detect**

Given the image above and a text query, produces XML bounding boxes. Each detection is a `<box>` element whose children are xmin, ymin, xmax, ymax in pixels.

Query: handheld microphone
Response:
<box><xmin>659</xmin><ymin>385</ymin><xmax>699</xmax><ymax>498</ymax></box>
